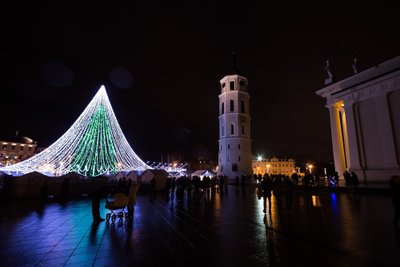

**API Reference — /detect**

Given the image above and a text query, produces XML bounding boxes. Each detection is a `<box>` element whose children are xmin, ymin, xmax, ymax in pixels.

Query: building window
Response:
<box><xmin>241</xmin><ymin>124</ymin><xmax>245</xmax><ymax>135</ymax></box>
<box><xmin>11</xmin><ymin>145</ymin><xmax>15</xmax><ymax>150</ymax></box>
<box><xmin>232</xmin><ymin>164</ymin><xmax>238</xmax><ymax>171</ymax></box>
<box><xmin>230</xmin><ymin>81</ymin><xmax>234</xmax><ymax>90</ymax></box>
<box><xmin>231</xmin><ymin>124</ymin><xmax>235</xmax><ymax>135</ymax></box>
<box><xmin>241</xmin><ymin>100</ymin><xmax>245</xmax><ymax>113</ymax></box>
<box><xmin>239</xmin><ymin>80</ymin><xmax>245</xmax><ymax>86</ymax></box>
<box><xmin>221</xmin><ymin>102</ymin><xmax>224</xmax><ymax>115</ymax></box>
<box><xmin>230</xmin><ymin>100</ymin><xmax>234</xmax><ymax>112</ymax></box>
<box><xmin>228</xmin><ymin>157</ymin><xmax>230</xmax><ymax>162</ymax></box>
<box><xmin>238</xmin><ymin>156</ymin><xmax>241</xmax><ymax>162</ymax></box>
<box><xmin>222</xmin><ymin>83</ymin><xmax>226</xmax><ymax>88</ymax></box>
<box><xmin>2</xmin><ymin>145</ymin><xmax>6</xmax><ymax>150</ymax></box>
<box><xmin>20</xmin><ymin>146</ymin><xmax>24</xmax><ymax>151</ymax></box>
<box><xmin>228</xmin><ymin>144</ymin><xmax>230</xmax><ymax>149</ymax></box>
<box><xmin>221</xmin><ymin>126</ymin><xmax>224</xmax><ymax>136</ymax></box>
<box><xmin>238</xmin><ymin>144</ymin><xmax>241</xmax><ymax>149</ymax></box>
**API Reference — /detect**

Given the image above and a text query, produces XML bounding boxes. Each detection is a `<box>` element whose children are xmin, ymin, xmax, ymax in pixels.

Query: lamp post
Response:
<box><xmin>306</xmin><ymin>164</ymin><xmax>313</xmax><ymax>174</ymax></box>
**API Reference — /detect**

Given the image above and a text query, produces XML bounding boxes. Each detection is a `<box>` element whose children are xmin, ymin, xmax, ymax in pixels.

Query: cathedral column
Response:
<box><xmin>328</xmin><ymin>102</ymin><xmax>347</xmax><ymax>178</ymax></box>
<box><xmin>375</xmin><ymin>94</ymin><xmax>399</xmax><ymax>168</ymax></box>
<box><xmin>343</xmin><ymin>103</ymin><xmax>363</xmax><ymax>171</ymax></box>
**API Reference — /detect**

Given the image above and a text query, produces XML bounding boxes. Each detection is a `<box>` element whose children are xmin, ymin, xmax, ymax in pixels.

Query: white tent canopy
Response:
<box><xmin>190</xmin><ymin>170</ymin><xmax>214</xmax><ymax>178</ymax></box>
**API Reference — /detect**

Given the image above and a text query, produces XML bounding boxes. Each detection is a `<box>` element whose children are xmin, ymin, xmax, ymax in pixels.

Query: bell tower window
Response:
<box><xmin>221</xmin><ymin>102</ymin><xmax>224</xmax><ymax>115</ymax></box>
<box><xmin>241</xmin><ymin>100</ymin><xmax>245</xmax><ymax>113</ymax></box>
<box><xmin>231</xmin><ymin>124</ymin><xmax>235</xmax><ymax>135</ymax></box>
<box><xmin>230</xmin><ymin>100</ymin><xmax>234</xmax><ymax>112</ymax></box>
<box><xmin>230</xmin><ymin>81</ymin><xmax>234</xmax><ymax>90</ymax></box>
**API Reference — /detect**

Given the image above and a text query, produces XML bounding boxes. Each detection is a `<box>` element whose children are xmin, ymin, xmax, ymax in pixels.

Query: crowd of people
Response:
<box><xmin>90</xmin><ymin>170</ymin><xmax>400</xmax><ymax>236</ymax></box>
<box><xmin>259</xmin><ymin>174</ymin><xmax>294</xmax><ymax>213</ymax></box>
<box><xmin>164</xmin><ymin>175</ymin><xmax>228</xmax><ymax>202</ymax></box>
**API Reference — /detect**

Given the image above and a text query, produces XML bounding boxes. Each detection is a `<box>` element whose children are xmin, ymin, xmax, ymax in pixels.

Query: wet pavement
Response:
<box><xmin>0</xmin><ymin>185</ymin><xmax>399</xmax><ymax>267</ymax></box>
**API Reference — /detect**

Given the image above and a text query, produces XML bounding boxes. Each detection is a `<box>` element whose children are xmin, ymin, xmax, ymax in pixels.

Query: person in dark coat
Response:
<box><xmin>350</xmin><ymin>172</ymin><xmax>359</xmax><ymax>196</ymax></box>
<box><xmin>261</xmin><ymin>175</ymin><xmax>273</xmax><ymax>213</ymax></box>
<box><xmin>284</xmin><ymin>176</ymin><xmax>294</xmax><ymax>210</ymax></box>
<box><xmin>390</xmin><ymin>175</ymin><xmax>400</xmax><ymax>231</ymax></box>
<box><xmin>91</xmin><ymin>185</ymin><xmax>112</xmax><ymax>222</ymax></box>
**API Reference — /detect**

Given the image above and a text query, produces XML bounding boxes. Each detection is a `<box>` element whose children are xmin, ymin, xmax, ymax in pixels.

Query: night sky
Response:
<box><xmin>2</xmin><ymin>1</ymin><xmax>400</xmax><ymax>165</ymax></box>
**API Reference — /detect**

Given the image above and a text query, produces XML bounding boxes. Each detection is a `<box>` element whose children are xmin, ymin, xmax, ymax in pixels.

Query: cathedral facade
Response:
<box><xmin>316</xmin><ymin>55</ymin><xmax>400</xmax><ymax>183</ymax></box>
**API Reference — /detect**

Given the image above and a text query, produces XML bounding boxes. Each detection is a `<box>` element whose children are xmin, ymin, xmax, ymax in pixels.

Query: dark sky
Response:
<box><xmin>2</xmin><ymin>1</ymin><xmax>400</xmax><ymax>164</ymax></box>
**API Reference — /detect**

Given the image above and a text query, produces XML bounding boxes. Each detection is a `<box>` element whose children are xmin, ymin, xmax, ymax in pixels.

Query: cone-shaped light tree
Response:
<box><xmin>0</xmin><ymin>86</ymin><xmax>151</xmax><ymax>177</ymax></box>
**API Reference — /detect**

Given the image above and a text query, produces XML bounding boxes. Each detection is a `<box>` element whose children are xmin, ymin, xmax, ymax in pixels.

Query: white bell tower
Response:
<box><xmin>218</xmin><ymin>55</ymin><xmax>252</xmax><ymax>180</ymax></box>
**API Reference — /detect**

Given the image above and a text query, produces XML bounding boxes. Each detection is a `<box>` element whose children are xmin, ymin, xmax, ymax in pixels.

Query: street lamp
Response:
<box><xmin>306</xmin><ymin>164</ymin><xmax>313</xmax><ymax>174</ymax></box>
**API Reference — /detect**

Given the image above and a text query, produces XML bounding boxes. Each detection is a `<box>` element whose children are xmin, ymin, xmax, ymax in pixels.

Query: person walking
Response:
<box><xmin>344</xmin><ymin>171</ymin><xmax>352</xmax><ymax>192</ymax></box>
<box><xmin>127</xmin><ymin>181</ymin><xmax>139</xmax><ymax>222</ymax></box>
<box><xmin>261</xmin><ymin>174</ymin><xmax>273</xmax><ymax>213</ymax></box>
<box><xmin>284</xmin><ymin>176</ymin><xmax>294</xmax><ymax>210</ymax></box>
<box><xmin>150</xmin><ymin>177</ymin><xmax>156</xmax><ymax>199</ymax></box>
<box><xmin>91</xmin><ymin>185</ymin><xmax>112</xmax><ymax>223</ymax></box>
<box><xmin>334</xmin><ymin>171</ymin><xmax>339</xmax><ymax>186</ymax></box>
<box><xmin>390</xmin><ymin>175</ymin><xmax>400</xmax><ymax>232</ymax></box>
<box><xmin>350</xmin><ymin>172</ymin><xmax>359</xmax><ymax>196</ymax></box>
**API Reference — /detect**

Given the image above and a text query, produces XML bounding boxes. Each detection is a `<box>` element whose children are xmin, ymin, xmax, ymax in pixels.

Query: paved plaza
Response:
<box><xmin>0</xmin><ymin>185</ymin><xmax>399</xmax><ymax>266</ymax></box>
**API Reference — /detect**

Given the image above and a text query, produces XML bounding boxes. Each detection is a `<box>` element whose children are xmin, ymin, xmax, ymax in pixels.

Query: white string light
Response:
<box><xmin>0</xmin><ymin>85</ymin><xmax>151</xmax><ymax>177</ymax></box>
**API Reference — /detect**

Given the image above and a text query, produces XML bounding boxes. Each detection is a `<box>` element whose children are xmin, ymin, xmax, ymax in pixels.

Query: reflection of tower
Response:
<box><xmin>218</xmin><ymin>55</ymin><xmax>252</xmax><ymax>180</ymax></box>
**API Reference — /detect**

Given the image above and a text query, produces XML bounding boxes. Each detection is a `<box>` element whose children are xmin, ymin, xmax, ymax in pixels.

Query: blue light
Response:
<box><xmin>331</xmin><ymin>193</ymin><xmax>338</xmax><ymax>212</ymax></box>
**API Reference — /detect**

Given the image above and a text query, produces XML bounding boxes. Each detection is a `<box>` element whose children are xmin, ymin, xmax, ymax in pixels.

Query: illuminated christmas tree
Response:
<box><xmin>0</xmin><ymin>86</ymin><xmax>150</xmax><ymax>177</ymax></box>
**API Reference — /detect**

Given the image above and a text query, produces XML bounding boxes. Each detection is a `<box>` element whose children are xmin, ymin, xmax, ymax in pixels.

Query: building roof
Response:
<box><xmin>226</xmin><ymin>52</ymin><xmax>242</xmax><ymax>75</ymax></box>
<box><xmin>316</xmin><ymin>54</ymin><xmax>400</xmax><ymax>98</ymax></box>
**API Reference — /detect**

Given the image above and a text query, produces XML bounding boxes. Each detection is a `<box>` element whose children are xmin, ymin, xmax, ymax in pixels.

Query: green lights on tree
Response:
<box><xmin>0</xmin><ymin>86</ymin><xmax>150</xmax><ymax>177</ymax></box>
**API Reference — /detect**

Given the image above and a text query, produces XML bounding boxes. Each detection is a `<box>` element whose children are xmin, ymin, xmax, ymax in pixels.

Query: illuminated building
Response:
<box><xmin>0</xmin><ymin>139</ymin><xmax>37</xmax><ymax>167</ymax></box>
<box><xmin>316</xmin><ymin>55</ymin><xmax>400</xmax><ymax>182</ymax></box>
<box><xmin>218</xmin><ymin>57</ymin><xmax>252</xmax><ymax>180</ymax></box>
<box><xmin>252</xmin><ymin>157</ymin><xmax>296</xmax><ymax>176</ymax></box>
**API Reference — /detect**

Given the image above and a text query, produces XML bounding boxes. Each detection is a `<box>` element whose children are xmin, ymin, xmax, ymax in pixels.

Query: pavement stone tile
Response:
<box><xmin>0</xmin><ymin>185</ymin><xmax>399</xmax><ymax>266</ymax></box>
